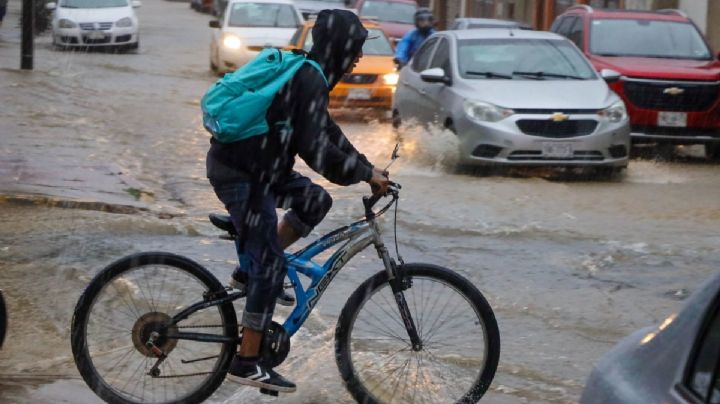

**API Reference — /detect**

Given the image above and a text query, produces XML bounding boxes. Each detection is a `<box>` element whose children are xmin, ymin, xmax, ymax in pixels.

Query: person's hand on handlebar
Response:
<box><xmin>367</xmin><ymin>167</ymin><xmax>391</xmax><ymax>196</ymax></box>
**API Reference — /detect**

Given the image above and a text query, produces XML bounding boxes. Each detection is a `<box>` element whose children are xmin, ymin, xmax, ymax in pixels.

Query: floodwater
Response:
<box><xmin>1</xmin><ymin>0</ymin><xmax>719</xmax><ymax>403</ymax></box>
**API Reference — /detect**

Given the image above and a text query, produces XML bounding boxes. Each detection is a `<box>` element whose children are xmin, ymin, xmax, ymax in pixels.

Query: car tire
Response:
<box><xmin>391</xmin><ymin>109</ymin><xmax>401</xmax><ymax>129</ymax></box>
<box><xmin>705</xmin><ymin>143</ymin><xmax>720</xmax><ymax>161</ymax></box>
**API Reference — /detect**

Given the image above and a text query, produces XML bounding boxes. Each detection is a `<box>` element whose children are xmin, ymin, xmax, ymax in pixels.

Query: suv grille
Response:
<box><xmin>623</xmin><ymin>79</ymin><xmax>720</xmax><ymax>112</ymax></box>
<box><xmin>79</xmin><ymin>22</ymin><xmax>113</xmax><ymax>31</ymax></box>
<box><xmin>516</xmin><ymin>120</ymin><xmax>598</xmax><ymax>138</ymax></box>
<box><xmin>342</xmin><ymin>74</ymin><xmax>377</xmax><ymax>84</ymax></box>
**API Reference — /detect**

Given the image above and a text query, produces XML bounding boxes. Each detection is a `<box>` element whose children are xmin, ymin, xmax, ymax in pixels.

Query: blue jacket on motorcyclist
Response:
<box><xmin>394</xmin><ymin>8</ymin><xmax>436</xmax><ymax>66</ymax></box>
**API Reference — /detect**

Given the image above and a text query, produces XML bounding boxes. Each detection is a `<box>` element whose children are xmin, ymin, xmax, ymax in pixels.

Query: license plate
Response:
<box><xmin>542</xmin><ymin>142</ymin><xmax>574</xmax><ymax>158</ymax></box>
<box><xmin>347</xmin><ymin>89</ymin><xmax>371</xmax><ymax>100</ymax></box>
<box><xmin>87</xmin><ymin>32</ymin><xmax>106</xmax><ymax>40</ymax></box>
<box><xmin>657</xmin><ymin>112</ymin><xmax>687</xmax><ymax>127</ymax></box>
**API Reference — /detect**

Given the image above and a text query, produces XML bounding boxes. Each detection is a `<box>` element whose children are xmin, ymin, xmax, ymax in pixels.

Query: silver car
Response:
<box><xmin>581</xmin><ymin>271</ymin><xmax>720</xmax><ymax>403</ymax></box>
<box><xmin>392</xmin><ymin>29</ymin><xmax>631</xmax><ymax>171</ymax></box>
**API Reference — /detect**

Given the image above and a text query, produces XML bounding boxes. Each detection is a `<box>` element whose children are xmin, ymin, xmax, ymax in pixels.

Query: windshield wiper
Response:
<box><xmin>465</xmin><ymin>71</ymin><xmax>512</xmax><ymax>79</ymax></box>
<box><xmin>512</xmin><ymin>71</ymin><xmax>586</xmax><ymax>80</ymax></box>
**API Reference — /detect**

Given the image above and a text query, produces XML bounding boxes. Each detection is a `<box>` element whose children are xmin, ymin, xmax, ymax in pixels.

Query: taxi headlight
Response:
<box><xmin>223</xmin><ymin>35</ymin><xmax>242</xmax><ymax>50</ymax></box>
<box><xmin>383</xmin><ymin>72</ymin><xmax>399</xmax><ymax>86</ymax></box>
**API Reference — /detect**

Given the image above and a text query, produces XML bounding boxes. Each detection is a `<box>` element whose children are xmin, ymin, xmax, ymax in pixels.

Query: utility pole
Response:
<box><xmin>21</xmin><ymin>0</ymin><xmax>34</xmax><ymax>70</ymax></box>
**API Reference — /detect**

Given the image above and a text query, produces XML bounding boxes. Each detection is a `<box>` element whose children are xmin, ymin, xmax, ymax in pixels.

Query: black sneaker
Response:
<box><xmin>227</xmin><ymin>356</ymin><xmax>296</xmax><ymax>393</ymax></box>
<box><xmin>229</xmin><ymin>266</ymin><xmax>295</xmax><ymax>307</ymax></box>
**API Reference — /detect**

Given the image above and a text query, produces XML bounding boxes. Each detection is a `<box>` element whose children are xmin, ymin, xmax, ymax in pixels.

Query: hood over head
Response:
<box><xmin>310</xmin><ymin>9</ymin><xmax>368</xmax><ymax>89</ymax></box>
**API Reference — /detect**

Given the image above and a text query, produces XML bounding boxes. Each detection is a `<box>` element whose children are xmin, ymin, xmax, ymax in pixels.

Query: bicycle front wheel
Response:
<box><xmin>71</xmin><ymin>252</ymin><xmax>238</xmax><ymax>404</ymax></box>
<box><xmin>335</xmin><ymin>263</ymin><xmax>500</xmax><ymax>404</ymax></box>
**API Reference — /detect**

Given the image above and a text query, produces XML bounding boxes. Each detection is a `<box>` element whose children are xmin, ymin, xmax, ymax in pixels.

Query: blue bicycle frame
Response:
<box><xmin>282</xmin><ymin>219</ymin><xmax>380</xmax><ymax>336</ymax></box>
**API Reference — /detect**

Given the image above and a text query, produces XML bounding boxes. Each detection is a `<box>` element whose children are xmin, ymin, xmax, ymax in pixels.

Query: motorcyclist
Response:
<box><xmin>394</xmin><ymin>7</ymin><xmax>436</xmax><ymax>66</ymax></box>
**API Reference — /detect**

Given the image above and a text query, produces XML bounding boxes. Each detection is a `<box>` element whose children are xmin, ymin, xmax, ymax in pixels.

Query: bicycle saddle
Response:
<box><xmin>209</xmin><ymin>213</ymin><xmax>238</xmax><ymax>236</ymax></box>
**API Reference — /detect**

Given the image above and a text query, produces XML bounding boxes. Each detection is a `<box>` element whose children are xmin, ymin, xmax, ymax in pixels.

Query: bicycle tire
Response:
<box><xmin>335</xmin><ymin>263</ymin><xmax>500</xmax><ymax>404</ymax></box>
<box><xmin>71</xmin><ymin>252</ymin><xmax>238</xmax><ymax>404</ymax></box>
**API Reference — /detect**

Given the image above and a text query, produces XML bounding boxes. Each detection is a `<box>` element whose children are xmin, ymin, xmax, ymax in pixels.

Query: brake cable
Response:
<box><xmin>394</xmin><ymin>196</ymin><xmax>404</xmax><ymax>265</ymax></box>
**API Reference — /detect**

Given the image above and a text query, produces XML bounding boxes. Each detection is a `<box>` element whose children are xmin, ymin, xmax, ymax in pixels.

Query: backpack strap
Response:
<box><xmin>289</xmin><ymin>48</ymin><xmax>328</xmax><ymax>87</ymax></box>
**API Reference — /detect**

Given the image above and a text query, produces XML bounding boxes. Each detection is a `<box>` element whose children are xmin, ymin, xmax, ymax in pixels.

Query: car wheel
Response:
<box><xmin>391</xmin><ymin>109</ymin><xmax>401</xmax><ymax>129</ymax></box>
<box><xmin>705</xmin><ymin>143</ymin><xmax>720</xmax><ymax>161</ymax></box>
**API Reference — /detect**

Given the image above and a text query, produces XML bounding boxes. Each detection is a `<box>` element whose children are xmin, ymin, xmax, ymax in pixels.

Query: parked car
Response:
<box><xmin>287</xmin><ymin>18</ymin><xmax>397</xmax><ymax>109</ymax></box>
<box><xmin>581</xmin><ymin>271</ymin><xmax>720</xmax><ymax>403</ymax></box>
<box><xmin>552</xmin><ymin>6</ymin><xmax>720</xmax><ymax>160</ymax></box>
<box><xmin>47</xmin><ymin>0</ymin><xmax>141</xmax><ymax>51</ymax></box>
<box><xmin>293</xmin><ymin>0</ymin><xmax>348</xmax><ymax>19</ymax></box>
<box><xmin>450</xmin><ymin>17</ymin><xmax>532</xmax><ymax>31</ymax></box>
<box><xmin>190</xmin><ymin>0</ymin><xmax>213</xmax><ymax>14</ymax></box>
<box><xmin>392</xmin><ymin>29</ymin><xmax>630</xmax><ymax>172</ymax></box>
<box><xmin>349</xmin><ymin>0</ymin><xmax>416</xmax><ymax>43</ymax></box>
<box><xmin>209</xmin><ymin>0</ymin><xmax>303</xmax><ymax>74</ymax></box>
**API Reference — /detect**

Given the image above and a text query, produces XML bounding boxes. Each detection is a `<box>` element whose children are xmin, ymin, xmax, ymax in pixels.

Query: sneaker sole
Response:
<box><xmin>226</xmin><ymin>374</ymin><xmax>297</xmax><ymax>393</ymax></box>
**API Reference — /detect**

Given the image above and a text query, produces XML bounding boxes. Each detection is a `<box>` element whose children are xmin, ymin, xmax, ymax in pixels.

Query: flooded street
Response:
<box><xmin>1</xmin><ymin>0</ymin><xmax>720</xmax><ymax>403</ymax></box>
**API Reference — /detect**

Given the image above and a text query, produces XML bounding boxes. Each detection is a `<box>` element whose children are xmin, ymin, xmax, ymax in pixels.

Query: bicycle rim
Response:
<box><xmin>77</xmin><ymin>258</ymin><xmax>232</xmax><ymax>403</ymax></box>
<box><xmin>342</xmin><ymin>267</ymin><xmax>496</xmax><ymax>403</ymax></box>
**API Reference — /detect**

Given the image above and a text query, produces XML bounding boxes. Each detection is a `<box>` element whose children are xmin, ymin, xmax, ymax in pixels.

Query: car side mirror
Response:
<box><xmin>209</xmin><ymin>20</ymin><xmax>221</xmax><ymax>28</ymax></box>
<box><xmin>45</xmin><ymin>2</ymin><xmax>56</xmax><ymax>10</ymax></box>
<box><xmin>131</xmin><ymin>0</ymin><xmax>141</xmax><ymax>7</ymax></box>
<box><xmin>600</xmin><ymin>68</ymin><xmax>621</xmax><ymax>83</ymax></box>
<box><xmin>420</xmin><ymin>67</ymin><xmax>451</xmax><ymax>85</ymax></box>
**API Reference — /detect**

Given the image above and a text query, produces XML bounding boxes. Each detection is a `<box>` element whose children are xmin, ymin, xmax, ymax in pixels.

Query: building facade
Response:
<box><xmin>429</xmin><ymin>0</ymin><xmax>720</xmax><ymax>51</ymax></box>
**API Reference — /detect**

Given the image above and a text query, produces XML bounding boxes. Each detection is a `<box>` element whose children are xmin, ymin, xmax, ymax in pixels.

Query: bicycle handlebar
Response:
<box><xmin>363</xmin><ymin>181</ymin><xmax>401</xmax><ymax>219</ymax></box>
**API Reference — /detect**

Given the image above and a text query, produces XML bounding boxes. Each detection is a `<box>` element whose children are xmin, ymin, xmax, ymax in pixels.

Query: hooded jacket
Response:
<box><xmin>207</xmin><ymin>9</ymin><xmax>373</xmax><ymax>187</ymax></box>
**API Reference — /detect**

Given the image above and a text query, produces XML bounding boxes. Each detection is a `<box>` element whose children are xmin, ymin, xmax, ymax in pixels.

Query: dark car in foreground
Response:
<box><xmin>552</xmin><ymin>6</ymin><xmax>720</xmax><ymax>160</ymax></box>
<box><xmin>581</xmin><ymin>271</ymin><xmax>720</xmax><ymax>403</ymax></box>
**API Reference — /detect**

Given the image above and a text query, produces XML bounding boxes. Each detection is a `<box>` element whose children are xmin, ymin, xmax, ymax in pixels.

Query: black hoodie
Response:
<box><xmin>206</xmin><ymin>10</ymin><xmax>373</xmax><ymax>188</ymax></box>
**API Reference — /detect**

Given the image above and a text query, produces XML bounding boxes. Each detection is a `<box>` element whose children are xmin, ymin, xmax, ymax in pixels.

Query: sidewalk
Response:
<box><xmin>0</xmin><ymin>0</ymin><xmax>153</xmax><ymax>214</ymax></box>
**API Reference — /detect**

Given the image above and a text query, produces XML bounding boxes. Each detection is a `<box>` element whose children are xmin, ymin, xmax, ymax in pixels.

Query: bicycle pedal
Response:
<box><xmin>259</xmin><ymin>388</ymin><xmax>279</xmax><ymax>397</ymax></box>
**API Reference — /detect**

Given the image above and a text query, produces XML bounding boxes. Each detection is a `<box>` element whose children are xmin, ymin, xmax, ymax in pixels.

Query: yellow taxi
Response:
<box><xmin>288</xmin><ymin>19</ymin><xmax>397</xmax><ymax>109</ymax></box>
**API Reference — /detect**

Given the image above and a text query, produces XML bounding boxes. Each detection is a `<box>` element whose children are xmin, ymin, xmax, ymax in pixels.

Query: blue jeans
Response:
<box><xmin>210</xmin><ymin>171</ymin><xmax>332</xmax><ymax>331</ymax></box>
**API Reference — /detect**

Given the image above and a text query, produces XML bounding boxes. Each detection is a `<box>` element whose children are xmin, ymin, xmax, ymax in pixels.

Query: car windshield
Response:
<box><xmin>60</xmin><ymin>0</ymin><xmax>127</xmax><ymax>8</ymax></box>
<box><xmin>458</xmin><ymin>38</ymin><xmax>597</xmax><ymax>80</ymax></box>
<box><xmin>590</xmin><ymin>19</ymin><xmax>712</xmax><ymax>60</ymax></box>
<box><xmin>228</xmin><ymin>3</ymin><xmax>299</xmax><ymax>28</ymax></box>
<box><xmin>303</xmin><ymin>28</ymin><xmax>394</xmax><ymax>55</ymax></box>
<box><xmin>360</xmin><ymin>1</ymin><xmax>415</xmax><ymax>24</ymax></box>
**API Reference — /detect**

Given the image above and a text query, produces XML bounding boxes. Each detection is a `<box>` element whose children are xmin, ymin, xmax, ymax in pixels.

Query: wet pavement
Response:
<box><xmin>1</xmin><ymin>0</ymin><xmax>720</xmax><ymax>403</ymax></box>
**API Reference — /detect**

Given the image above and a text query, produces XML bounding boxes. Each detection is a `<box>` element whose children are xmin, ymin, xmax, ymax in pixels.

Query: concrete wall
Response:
<box><xmin>679</xmin><ymin>0</ymin><xmax>707</xmax><ymax>32</ymax></box>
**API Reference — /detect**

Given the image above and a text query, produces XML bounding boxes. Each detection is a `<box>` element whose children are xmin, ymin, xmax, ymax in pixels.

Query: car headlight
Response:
<box><xmin>223</xmin><ymin>34</ymin><xmax>242</xmax><ymax>50</ymax></box>
<box><xmin>116</xmin><ymin>17</ymin><xmax>133</xmax><ymax>27</ymax></box>
<box><xmin>598</xmin><ymin>100</ymin><xmax>627</xmax><ymax>123</ymax></box>
<box><xmin>463</xmin><ymin>100</ymin><xmax>514</xmax><ymax>122</ymax></box>
<box><xmin>383</xmin><ymin>72</ymin><xmax>399</xmax><ymax>86</ymax></box>
<box><xmin>58</xmin><ymin>18</ymin><xmax>77</xmax><ymax>28</ymax></box>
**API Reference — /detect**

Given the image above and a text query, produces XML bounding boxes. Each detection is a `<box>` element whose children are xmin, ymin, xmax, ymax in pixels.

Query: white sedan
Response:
<box><xmin>47</xmin><ymin>0</ymin><xmax>141</xmax><ymax>50</ymax></box>
<box><xmin>209</xmin><ymin>0</ymin><xmax>303</xmax><ymax>74</ymax></box>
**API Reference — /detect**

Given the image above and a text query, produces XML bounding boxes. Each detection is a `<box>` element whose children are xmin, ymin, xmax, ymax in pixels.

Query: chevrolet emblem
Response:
<box><xmin>663</xmin><ymin>87</ymin><xmax>685</xmax><ymax>96</ymax></box>
<box><xmin>550</xmin><ymin>112</ymin><xmax>569</xmax><ymax>122</ymax></box>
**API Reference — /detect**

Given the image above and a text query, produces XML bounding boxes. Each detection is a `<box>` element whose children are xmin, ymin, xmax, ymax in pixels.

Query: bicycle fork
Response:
<box><xmin>372</xmin><ymin>223</ymin><xmax>423</xmax><ymax>351</ymax></box>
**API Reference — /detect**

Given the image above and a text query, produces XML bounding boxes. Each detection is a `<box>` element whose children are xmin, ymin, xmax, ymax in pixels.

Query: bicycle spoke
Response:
<box><xmin>348</xmin><ymin>274</ymin><xmax>491</xmax><ymax>404</ymax></box>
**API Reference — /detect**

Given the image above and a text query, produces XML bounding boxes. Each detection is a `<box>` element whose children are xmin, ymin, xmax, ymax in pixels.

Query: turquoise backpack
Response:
<box><xmin>201</xmin><ymin>48</ymin><xmax>327</xmax><ymax>144</ymax></box>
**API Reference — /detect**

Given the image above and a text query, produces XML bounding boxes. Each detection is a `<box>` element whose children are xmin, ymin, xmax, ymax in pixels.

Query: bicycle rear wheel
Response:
<box><xmin>71</xmin><ymin>252</ymin><xmax>238</xmax><ymax>404</ymax></box>
<box><xmin>335</xmin><ymin>263</ymin><xmax>500</xmax><ymax>404</ymax></box>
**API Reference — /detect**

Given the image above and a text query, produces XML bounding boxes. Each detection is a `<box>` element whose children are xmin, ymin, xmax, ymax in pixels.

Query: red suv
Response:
<box><xmin>552</xmin><ymin>6</ymin><xmax>720</xmax><ymax>160</ymax></box>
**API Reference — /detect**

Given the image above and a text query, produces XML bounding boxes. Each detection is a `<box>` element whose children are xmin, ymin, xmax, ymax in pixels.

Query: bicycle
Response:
<box><xmin>71</xmin><ymin>149</ymin><xmax>500</xmax><ymax>404</ymax></box>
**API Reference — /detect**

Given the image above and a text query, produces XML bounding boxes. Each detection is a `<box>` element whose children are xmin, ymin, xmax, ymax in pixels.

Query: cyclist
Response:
<box><xmin>206</xmin><ymin>9</ymin><xmax>390</xmax><ymax>394</ymax></box>
<box><xmin>394</xmin><ymin>7</ymin><xmax>436</xmax><ymax>67</ymax></box>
